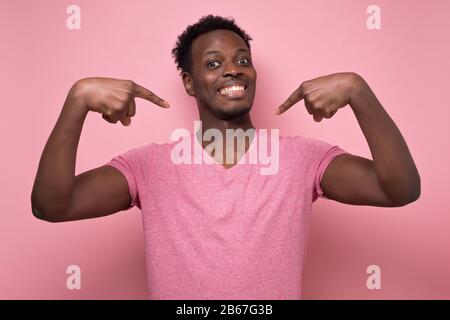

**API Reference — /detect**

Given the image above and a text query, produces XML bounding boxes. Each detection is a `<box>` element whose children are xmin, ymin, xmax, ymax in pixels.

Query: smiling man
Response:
<box><xmin>31</xmin><ymin>15</ymin><xmax>421</xmax><ymax>299</ymax></box>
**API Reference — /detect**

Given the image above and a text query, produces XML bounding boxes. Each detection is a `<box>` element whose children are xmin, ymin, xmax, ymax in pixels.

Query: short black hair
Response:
<box><xmin>171</xmin><ymin>15</ymin><xmax>253</xmax><ymax>76</ymax></box>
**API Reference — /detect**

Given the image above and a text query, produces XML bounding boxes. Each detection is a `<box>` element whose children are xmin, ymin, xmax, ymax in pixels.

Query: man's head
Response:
<box><xmin>172</xmin><ymin>15</ymin><xmax>257</xmax><ymax>120</ymax></box>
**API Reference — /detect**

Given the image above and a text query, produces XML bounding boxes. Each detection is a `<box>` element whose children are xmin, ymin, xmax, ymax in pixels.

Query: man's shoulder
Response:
<box><xmin>115</xmin><ymin>139</ymin><xmax>177</xmax><ymax>160</ymax></box>
<box><xmin>279</xmin><ymin>133</ymin><xmax>325</xmax><ymax>146</ymax></box>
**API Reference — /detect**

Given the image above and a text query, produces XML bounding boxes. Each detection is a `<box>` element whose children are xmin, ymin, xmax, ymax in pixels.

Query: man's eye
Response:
<box><xmin>207</xmin><ymin>61</ymin><xmax>219</xmax><ymax>68</ymax></box>
<box><xmin>207</xmin><ymin>58</ymin><xmax>250</xmax><ymax>68</ymax></box>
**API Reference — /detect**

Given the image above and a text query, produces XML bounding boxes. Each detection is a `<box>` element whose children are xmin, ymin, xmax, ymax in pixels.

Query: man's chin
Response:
<box><xmin>212</xmin><ymin>105</ymin><xmax>252</xmax><ymax>120</ymax></box>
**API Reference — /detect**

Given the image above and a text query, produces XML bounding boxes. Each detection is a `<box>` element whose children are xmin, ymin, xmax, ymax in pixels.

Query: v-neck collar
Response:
<box><xmin>193</xmin><ymin>128</ymin><xmax>259</xmax><ymax>173</ymax></box>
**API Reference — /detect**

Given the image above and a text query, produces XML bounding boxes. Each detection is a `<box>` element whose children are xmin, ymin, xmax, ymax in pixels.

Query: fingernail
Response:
<box><xmin>164</xmin><ymin>101</ymin><xmax>170</xmax><ymax>108</ymax></box>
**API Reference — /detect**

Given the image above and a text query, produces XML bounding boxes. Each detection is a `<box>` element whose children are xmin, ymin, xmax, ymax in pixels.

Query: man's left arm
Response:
<box><xmin>276</xmin><ymin>72</ymin><xmax>421</xmax><ymax>207</ymax></box>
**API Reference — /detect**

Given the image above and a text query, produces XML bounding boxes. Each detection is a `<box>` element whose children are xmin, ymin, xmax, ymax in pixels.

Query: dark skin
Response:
<box><xmin>276</xmin><ymin>72</ymin><xmax>421</xmax><ymax>206</ymax></box>
<box><xmin>31</xmin><ymin>29</ymin><xmax>420</xmax><ymax>223</ymax></box>
<box><xmin>181</xmin><ymin>29</ymin><xmax>257</xmax><ymax>167</ymax></box>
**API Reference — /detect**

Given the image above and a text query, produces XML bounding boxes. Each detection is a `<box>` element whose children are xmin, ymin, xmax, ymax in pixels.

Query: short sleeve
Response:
<box><xmin>105</xmin><ymin>154</ymin><xmax>141</xmax><ymax>210</ymax></box>
<box><xmin>313</xmin><ymin>144</ymin><xmax>348</xmax><ymax>202</ymax></box>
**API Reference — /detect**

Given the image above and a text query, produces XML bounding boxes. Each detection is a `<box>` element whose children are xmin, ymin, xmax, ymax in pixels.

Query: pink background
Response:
<box><xmin>1</xmin><ymin>0</ymin><xmax>449</xmax><ymax>299</ymax></box>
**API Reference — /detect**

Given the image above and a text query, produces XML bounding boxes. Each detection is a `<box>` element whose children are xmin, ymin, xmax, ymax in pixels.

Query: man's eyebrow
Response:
<box><xmin>204</xmin><ymin>48</ymin><xmax>249</xmax><ymax>56</ymax></box>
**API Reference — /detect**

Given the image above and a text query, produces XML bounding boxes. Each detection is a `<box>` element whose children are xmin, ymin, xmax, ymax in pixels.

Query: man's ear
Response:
<box><xmin>182</xmin><ymin>72</ymin><xmax>195</xmax><ymax>96</ymax></box>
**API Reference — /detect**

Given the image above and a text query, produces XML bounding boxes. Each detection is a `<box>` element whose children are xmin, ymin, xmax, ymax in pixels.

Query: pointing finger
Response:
<box><xmin>132</xmin><ymin>82</ymin><xmax>170</xmax><ymax>109</ymax></box>
<box><xmin>275</xmin><ymin>84</ymin><xmax>305</xmax><ymax>115</ymax></box>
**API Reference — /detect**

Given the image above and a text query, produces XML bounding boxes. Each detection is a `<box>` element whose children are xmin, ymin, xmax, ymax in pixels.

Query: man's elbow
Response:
<box><xmin>31</xmin><ymin>195</ymin><xmax>66</xmax><ymax>223</ymax></box>
<box><xmin>31</xmin><ymin>203</ymin><xmax>60</xmax><ymax>223</ymax></box>
<box><xmin>390</xmin><ymin>177</ymin><xmax>421</xmax><ymax>207</ymax></box>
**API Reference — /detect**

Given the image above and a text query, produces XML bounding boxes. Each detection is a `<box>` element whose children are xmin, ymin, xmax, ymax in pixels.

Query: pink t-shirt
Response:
<box><xmin>105</xmin><ymin>129</ymin><xmax>347</xmax><ymax>300</ymax></box>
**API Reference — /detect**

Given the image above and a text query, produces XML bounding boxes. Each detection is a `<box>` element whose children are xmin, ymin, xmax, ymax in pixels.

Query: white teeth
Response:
<box><xmin>219</xmin><ymin>85</ymin><xmax>245</xmax><ymax>95</ymax></box>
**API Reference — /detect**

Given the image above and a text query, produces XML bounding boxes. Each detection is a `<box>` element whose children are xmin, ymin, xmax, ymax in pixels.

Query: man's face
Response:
<box><xmin>182</xmin><ymin>29</ymin><xmax>257</xmax><ymax>120</ymax></box>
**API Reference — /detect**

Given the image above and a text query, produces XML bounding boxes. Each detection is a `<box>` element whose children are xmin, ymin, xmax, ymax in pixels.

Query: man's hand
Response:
<box><xmin>275</xmin><ymin>72</ymin><xmax>360</xmax><ymax>121</ymax></box>
<box><xmin>275</xmin><ymin>71</ymin><xmax>420</xmax><ymax>206</ymax></box>
<box><xmin>70</xmin><ymin>77</ymin><xmax>170</xmax><ymax>126</ymax></box>
<box><xmin>31</xmin><ymin>77</ymin><xmax>171</xmax><ymax>222</ymax></box>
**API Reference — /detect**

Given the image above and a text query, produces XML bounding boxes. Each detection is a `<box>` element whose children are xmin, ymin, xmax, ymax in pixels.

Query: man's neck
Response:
<box><xmin>196</xmin><ymin>108</ymin><xmax>255</xmax><ymax>167</ymax></box>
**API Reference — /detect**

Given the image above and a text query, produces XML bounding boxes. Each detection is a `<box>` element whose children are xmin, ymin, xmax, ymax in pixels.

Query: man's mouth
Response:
<box><xmin>217</xmin><ymin>85</ymin><xmax>247</xmax><ymax>98</ymax></box>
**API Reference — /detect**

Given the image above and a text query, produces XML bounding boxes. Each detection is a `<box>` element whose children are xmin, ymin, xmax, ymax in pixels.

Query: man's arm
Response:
<box><xmin>31</xmin><ymin>78</ymin><xmax>169</xmax><ymax>222</ymax></box>
<box><xmin>320</xmin><ymin>74</ymin><xmax>421</xmax><ymax>207</ymax></box>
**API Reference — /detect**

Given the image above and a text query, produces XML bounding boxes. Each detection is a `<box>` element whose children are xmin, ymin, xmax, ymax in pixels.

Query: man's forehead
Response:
<box><xmin>192</xmin><ymin>29</ymin><xmax>248</xmax><ymax>55</ymax></box>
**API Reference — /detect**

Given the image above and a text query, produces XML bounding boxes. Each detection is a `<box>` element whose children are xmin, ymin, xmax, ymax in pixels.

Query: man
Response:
<box><xmin>31</xmin><ymin>15</ymin><xmax>420</xmax><ymax>299</ymax></box>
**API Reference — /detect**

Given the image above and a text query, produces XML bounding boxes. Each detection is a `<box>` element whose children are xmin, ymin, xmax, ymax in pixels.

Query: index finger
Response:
<box><xmin>132</xmin><ymin>82</ymin><xmax>170</xmax><ymax>108</ymax></box>
<box><xmin>275</xmin><ymin>85</ymin><xmax>305</xmax><ymax>115</ymax></box>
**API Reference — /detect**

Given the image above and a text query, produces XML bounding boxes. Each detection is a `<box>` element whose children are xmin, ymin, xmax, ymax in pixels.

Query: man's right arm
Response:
<box><xmin>31</xmin><ymin>78</ymin><xmax>169</xmax><ymax>222</ymax></box>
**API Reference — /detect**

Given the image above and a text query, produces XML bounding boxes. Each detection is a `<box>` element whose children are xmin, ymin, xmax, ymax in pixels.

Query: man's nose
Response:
<box><xmin>222</xmin><ymin>61</ymin><xmax>241</xmax><ymax>77</ymax></box>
